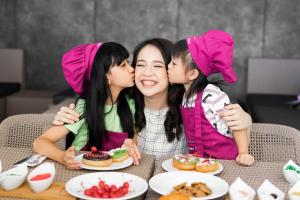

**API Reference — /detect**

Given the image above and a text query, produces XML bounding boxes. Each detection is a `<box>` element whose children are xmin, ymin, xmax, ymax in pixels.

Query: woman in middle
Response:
<box><xmin>131</xmin><ymin>38</ymin><xmax>188</xmax><ymax>160</ymax></box>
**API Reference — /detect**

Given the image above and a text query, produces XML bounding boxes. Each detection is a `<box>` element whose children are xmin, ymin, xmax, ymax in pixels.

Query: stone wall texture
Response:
<box><xmin>0</xmin><ymin>0</ymin><xmax>300</xmax><ymax>101</ymax></box>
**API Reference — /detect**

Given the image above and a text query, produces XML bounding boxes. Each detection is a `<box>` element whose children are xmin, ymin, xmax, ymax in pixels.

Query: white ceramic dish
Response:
<box><xmin>0</xmin><ymin>163</ymin><xmax>28</xmax><ymax>190</ymax></box>
<box><xmin>289</xmin><ymin>181</ymin><xmax>300</xmax><ymax>200</ymax></box>
<box><xmin>257</xmin><ymin>180</ymin><xmax>285</xmax><ymax>200</ymax></box>
<box><xmin>149</xmin><ymin>171</ymin><xmax>229</xmax><ymax>200</ymax></box>
<box><xmin>65</xmin><ymin>172</ymin><xmax>148</xmax><ymax>200</ymax></box>
<box><xmin>27</xmin><ymin>162</ymin><xmax>55</xmax><ymax>193</ymax></box>
<box><xmin>161</xmin><ymin>158</ymin><xmax>224</xmax><ymax>175</ymax></box>
<box><xmin>229</xmin><ymin>177</ymin><xmax>256</xmax><ymax>200</ymax></box>
<box><xmin>283</xmin><ymin>160</ymin><xmax>300</xmax><ymax>185</ymax></box>
<box><xmin>75</xmin><ymin>154</ymin><xmax>133</xmax><ymax>171</ymax></box>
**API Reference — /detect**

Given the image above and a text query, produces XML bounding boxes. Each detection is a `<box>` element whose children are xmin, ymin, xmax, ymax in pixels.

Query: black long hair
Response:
<box><xmin>171</xmin><ymin>39</ymin><xmax>225</xmax><ymax>104</ymax></box>
<box><xmin>131</xmin><ymin>38</ymin><xmax>185</xmax><ymax>142</ymax></box>
<box><xmin>74</xmin><ymin>42</ymin><xmax>134</xmax><ymax>150</ymax></box>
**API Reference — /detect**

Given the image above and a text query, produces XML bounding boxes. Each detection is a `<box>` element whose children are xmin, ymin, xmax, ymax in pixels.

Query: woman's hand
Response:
<box><xmin>63</xmin><ymin>146</ymin><xmax>81</xmax><ymax>169</ymax></box>
<box><xmin>236</xmin><ymin>153</ymin><xmax>254</xmax><ymax>166</ymax></box>
<box><xmin>220</xmin><ymin>104</ymin><xmax>252</xmax><ymax>130</ymax></box>
<box><xmin>122</xmin><ymin>139</ymin><xmax>141</xmax><ymax>165</ymax></box>
<box><xmin>53</xmin><ymin>104</ymin><xmax>79</xmax><ymax>125</ymax></box>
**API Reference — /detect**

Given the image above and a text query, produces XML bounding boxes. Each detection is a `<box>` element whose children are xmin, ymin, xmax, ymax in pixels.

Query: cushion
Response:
<box><xmin>0</xmin><ymin>82</ymin><xmax>21</xmax><ymax>98</ymax></box>
<box><xmin>247</xmin><ymin>94</ymin><xmax>300</xmax><ymax>130</ymax></box>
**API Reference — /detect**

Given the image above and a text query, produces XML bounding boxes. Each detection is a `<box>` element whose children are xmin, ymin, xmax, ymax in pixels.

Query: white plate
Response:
<box><xmin>149</xmin><ymin>171</ymin><xmax>229</xmax><ymax>200</ymax></box>
<box><xmin>75</xmin><ymin>154</ymin><xmax>133</xmax><ymax>171</ymax></box>
<box><xmin>161</xmin><ymin>159</ymin><xmax>224</xmax><ymax>175</ymax></box>
<box><xmin>65</xmin><ymin>172</ymin><xmax>148</xmax><ymax>200</ymax></box>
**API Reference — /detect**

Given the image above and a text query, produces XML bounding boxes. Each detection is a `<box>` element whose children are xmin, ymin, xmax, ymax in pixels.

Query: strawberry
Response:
<box><xmin>91</xmin><ymin>146</ymin><xmax>97</xmax><ymax>153</ymax></box>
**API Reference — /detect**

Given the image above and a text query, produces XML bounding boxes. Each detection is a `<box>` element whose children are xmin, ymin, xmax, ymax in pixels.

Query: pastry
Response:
<box><xmin>109</xmin><ymin>148</ymin><xmax>128</xmax><ymax>162</ymax></box>
<box><xmin>173</xmin><ymin>154</ymin><xmax>199</xmax><ymax>170</ymax></box>
<box><xmin>82</xmin><ymin>146</ymin><xmax>112</xmax><ymax>167</ymax></box>
<box><xmin>195</xmin><ymin>158</ymin><xmax>219</xmax><ymax>173</ymax></box>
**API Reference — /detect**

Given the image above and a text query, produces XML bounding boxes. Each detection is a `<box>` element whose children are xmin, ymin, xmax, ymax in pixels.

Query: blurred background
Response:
<box><xmin>0</xmin><ymin>0</ymin><xmax>299</xmax><ymax>129</ymax></box>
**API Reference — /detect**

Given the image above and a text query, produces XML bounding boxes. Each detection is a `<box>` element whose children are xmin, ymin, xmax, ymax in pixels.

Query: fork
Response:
<box><xmin>26</xmin><ymin>155</ymin><xmax>46</xmax><ymax>166</ymax></box>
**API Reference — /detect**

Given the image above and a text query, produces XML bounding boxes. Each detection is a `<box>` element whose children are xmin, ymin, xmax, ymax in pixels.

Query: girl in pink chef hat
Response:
<box><xmin>33</xmin><ymin>42</ymin><xmax>141</xmax><ymax>169</ymax></box>
<box><xmin>167</xmin><ymin>30</ymin><xmax>254</xmax><ymax>165</ymax></box>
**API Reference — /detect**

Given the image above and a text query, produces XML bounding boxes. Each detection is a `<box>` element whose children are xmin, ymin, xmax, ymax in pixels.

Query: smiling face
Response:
<box><xmin>107</xmin><ymin>59</ymin><xmax>135</xmax><ymax>89</ymax></box>
<box><xmin>134</xmin><ymin>44</ymin><xmax>169</xmax><ymax>98</ymax></box>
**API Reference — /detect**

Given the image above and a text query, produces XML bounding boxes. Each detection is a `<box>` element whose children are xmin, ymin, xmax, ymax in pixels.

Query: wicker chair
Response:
<box><xmin>249</xmin><ymin>123</ymin><xmax>300</xmax><ymax>163</ymax></box>
<box><xmin>0</xmin><ymin>114</ymin><xmax>299</xmax><ymax>163</ymax></box>
<box><xmin>0</xmin><ymin>114</ymin><xmax>65</xmax><ymax>149</ymax></box>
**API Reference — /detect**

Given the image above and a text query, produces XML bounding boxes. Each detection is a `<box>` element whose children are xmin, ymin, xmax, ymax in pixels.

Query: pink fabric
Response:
<box><xmin>186</xmin><ymin>30</ymin><xmax>237</xmax><ymax>83</ymax></box>
<box><xmin>180</xmin><ymin>90</ymin><xmax>238</xmax><ymax>160</ymax></box>
<box><xmin>81</xmin><ymin>130</ymin><xmax>128</xmax><ymax>152</ymax></box>
<box><xmin>62</xmin><ymin>43</ymin><xmax>102</xmax><ymax>95</ymax></box>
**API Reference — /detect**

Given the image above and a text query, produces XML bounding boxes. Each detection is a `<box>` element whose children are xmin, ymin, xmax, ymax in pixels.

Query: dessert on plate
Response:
<box><xmin>195</xmin><ymin>158</ymin><xmax>219</xmax><ymax>173</ymax></box>
<box><xmin>82</xmin><ymin>147</ymin><xmax>112</xmax><ymax>167</ymax></box>
<box><xmin>109</xmin><ymin>148</ymin><xmax>128</xmax><ymax>162</ymax></box>
<box><xmin>172</xmin><ymin>154</ymin><xmax>219</xmax><ymax>173</ymax></box>
<box><xmin>159</xmin><ymin>193</ymin><xmax>190</xmax><ymax>200</ymax></box>
<box><xmin>173</xmin><ymin>154</ymin><xmax>200</xmax><ymax>170</ymax></box>
<box><xmin>170</xmin><ymin>181</ymin><xmax>212</xmax><ymax>198</ymax></box>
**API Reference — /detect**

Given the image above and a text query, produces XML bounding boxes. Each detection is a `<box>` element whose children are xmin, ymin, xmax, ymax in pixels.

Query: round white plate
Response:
<box><xmin>149</xmin><ymin>171</ymin><xmax>229</xmax><ymax>200</ymax></box>
<box><xmin>66</xmin><ymin>172</ymin><xmax>148</xmax><ymax>200</ymax></box>
<box><xmin>162</xmin><ymin>159</ymin><xmax>224</xmax><ymax>175</ymax></box>
<box><xmin>75</xmin><ymin>154</ymin><xmax>133</xmax><ymax>171</ymax></box>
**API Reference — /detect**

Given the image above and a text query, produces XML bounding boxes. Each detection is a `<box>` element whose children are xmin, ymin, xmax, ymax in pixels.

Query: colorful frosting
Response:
<box><xmin>174</xmin><ymin>154</ymin><xmax>200</xmax><ymax>164</ymax></box>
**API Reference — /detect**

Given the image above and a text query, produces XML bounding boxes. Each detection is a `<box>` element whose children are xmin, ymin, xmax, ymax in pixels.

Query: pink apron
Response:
<box><xmin>81</xmin><ymin>130</ymin><xmax>128</xmax><ymax>151</ymax></box>
<box><xmin>180</xmin><ymin>90</ymin><xmax>238</xmax><ymax>160</ymax></box>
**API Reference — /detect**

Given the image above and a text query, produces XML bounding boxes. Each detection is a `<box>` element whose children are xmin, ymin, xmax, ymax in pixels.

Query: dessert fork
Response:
<box><xmin>14</xmin><ymin>154</ymin><xmax>46</xmax><ymax>167</ymax></box>
<box><xmin>26</xmin><ymin>154</ymin><xmax>46</xmax><ymax>167</ymax></box>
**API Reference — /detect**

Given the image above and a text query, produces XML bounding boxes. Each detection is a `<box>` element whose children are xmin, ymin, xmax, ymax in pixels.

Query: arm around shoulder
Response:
<box><xmin>221</xmin><ymin>103</ymin><xmax>252</xmax><ymax>130</ymax></box>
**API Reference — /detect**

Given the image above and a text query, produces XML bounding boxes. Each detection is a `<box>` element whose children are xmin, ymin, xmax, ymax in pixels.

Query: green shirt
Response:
<box><xmin>65</xmin><ymin>97</ymin><xmax>135</xmax><ymax>151</ymax></box>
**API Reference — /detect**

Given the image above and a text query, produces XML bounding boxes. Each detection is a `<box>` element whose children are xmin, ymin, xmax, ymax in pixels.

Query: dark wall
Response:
<box><xmin>1</xmin><ymin>0</ymin><xmax>300</xmax><ymax>101</ymax></box>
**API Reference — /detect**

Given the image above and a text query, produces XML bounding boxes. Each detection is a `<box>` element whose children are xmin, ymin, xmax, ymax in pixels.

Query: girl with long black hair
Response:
<box><xmin>33</xmin><ymin>42</ymin><xmax>140</xmax><ymax>169</ymax></box>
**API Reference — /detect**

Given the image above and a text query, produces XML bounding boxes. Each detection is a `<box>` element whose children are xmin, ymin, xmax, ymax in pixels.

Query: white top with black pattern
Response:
<box><xmin>137</xmin><ymin>107</ymin><xmax>188</xmax><ymax>161</ymax></box>
<box><xmin>181</xmin><ymin>84</ymin><xmax>233</xmax><ymax>138</ymax></box>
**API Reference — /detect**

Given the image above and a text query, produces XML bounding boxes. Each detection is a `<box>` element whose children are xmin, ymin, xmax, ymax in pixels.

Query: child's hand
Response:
<box><xmin>122</xmin><ymin>139</ymin><xmax>141</xmax><ymax>165</ymax></box>
<box><xmin>236</xmin><ymin>153</ymin><xmax>254</xmax><ymax>166</ymax></box>
<box><xmin>63</xmin><ymin>146</ymin><xmax>81</xmax><ymax>169</ymax></box>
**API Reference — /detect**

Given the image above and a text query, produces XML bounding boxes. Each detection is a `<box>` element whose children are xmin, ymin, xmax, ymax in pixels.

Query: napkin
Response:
<box><xmin>229</xmin><ymin>177</ymin><xmax>256</xmax><ymax>200</ymax></box>
<box><xmin>257</xmin><ymin>180</ymin><xmax>285</xmax><ymax>200</ymax></box>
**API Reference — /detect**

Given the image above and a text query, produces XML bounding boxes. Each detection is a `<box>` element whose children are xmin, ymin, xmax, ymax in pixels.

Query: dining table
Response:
<box><xmin>145</xmin><ymin>157</ymin><xmax>292</xmax><ymax>200</ymax></box>
<box><xmin>0</xmin><ymin>146</ymin><xmax>155</xmax><ymax>200</ymax></box>
<box><xmin>0</xmin><ymin>146</ymin><xmax>294</xmax><ymax>200</ymax></box>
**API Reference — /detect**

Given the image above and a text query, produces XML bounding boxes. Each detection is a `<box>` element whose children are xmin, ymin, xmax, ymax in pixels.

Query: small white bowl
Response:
<box><xmin>288</xmin><ymin>181</ymin><xmax>300</xmax><ymax>200</ymax></box>
<box><xmin>257</xmin><ymin>180</ymin><xmax>285</xmax><ymax>200</ymax></box>
<box><xmin>229</xmin><ymin>177</ymin><xmax>256</xmax><ymax>200</ymax></box>
<box><xmin>27</xmin><ymin>162</ymin><xmax>55</xmax><ymax>193</ymax></box>
<box><xmin>0</xmin><ymin>164</ymin><xmax>28</xmax><ymax>190</ymax></box>
<box><xmin>283</xmin><ymin>160</ymin><xmax>300</xmax><ymax>185</ymax></box>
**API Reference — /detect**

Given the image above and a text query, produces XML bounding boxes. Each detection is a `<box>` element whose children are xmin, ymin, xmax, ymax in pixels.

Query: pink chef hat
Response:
<box><xmin>186</xmin><ymin>30</ymin><xmax>237</xmax><ymax>83</ymax></box>
<box><xmin>62</xmin><ymin>43</ymin><xmax>102</xmax><ymax>95</ymax></box>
